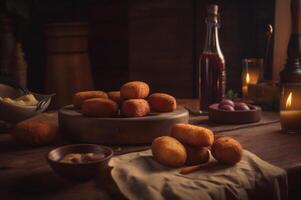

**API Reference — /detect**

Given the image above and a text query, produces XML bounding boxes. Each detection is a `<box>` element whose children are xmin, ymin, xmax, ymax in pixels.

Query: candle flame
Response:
<box><xmin>246</xmin><ymin>73</ymin><xmax>250</xmax><ymax>84</ymax></box>
<box><xmin>286</xmin><ymin>92</ymin><xmax>292</xmax><ymax>108</ymax></box>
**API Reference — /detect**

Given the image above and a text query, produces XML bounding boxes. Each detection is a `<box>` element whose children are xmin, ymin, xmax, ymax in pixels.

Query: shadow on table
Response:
<box><xmin>95</xmin><ymin>166</ymin><xmax>127</xmax><ymax>200</ymax></box>
<box><xmin>9</xmin><ymin>170</ymin><xmax>73</xmax><ymax>196</ymax></box>
<box><xmin>190</xmin><ymin>115</ymin><xmax>280</xmax><ymax>133</ymax></box>
<box><xmin>4</xmin><ymin>168</ymin><xmax>113</xmax><ymax>200</ymax></box>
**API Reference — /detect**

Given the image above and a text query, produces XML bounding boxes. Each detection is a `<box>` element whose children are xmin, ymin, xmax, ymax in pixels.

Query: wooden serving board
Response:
<box><xmin>58</xmin><ymin>105</ymin><xmax>189</xmax><ymax>145</ymax></box>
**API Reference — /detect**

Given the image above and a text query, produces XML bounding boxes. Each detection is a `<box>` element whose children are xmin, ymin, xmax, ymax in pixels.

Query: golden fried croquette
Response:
<box><xmin>121</xmin><ymin>99</ymin><xmax>150</xmax><ymax>117</ymax></box>
<box><xmin>211</xmin><ymin>136</ymin><xmax>243</xmax><ymax>165</ymax></box>
<box><xmin>148</xmin><ymin>93</ymin><xmax>176</xmax><ymax>112</ymax></box>
<box><xmin>151</xmin><ymin>136</ymin><xmax>187</xmax><ymax>167</ymax></box>
<box><xmin>13</xmin><ymin>119</ymin><xmax>58</xmax><ymax>146</ymax></box>
<box><xmin>120</xmin><ymin>81</ymin><xmax>149</xmax><ymax>99</ymax></box>
<box><xmin>73</xmin><ymin>91</ymin><xmax>108</xmax><ymax>109</ymax></box>
<box><xmin>81</xmin><ymin>98</ymin><xmax>117</xmax><ymax>117</ymax></box>
<box><xmin>171</xmin><ymin>124</ymin><xmax>214</xmax><ymax>147</ymax></box>
<box><xmin>185</xmin><ymin>145</ymin><xmax>210</xmax><ymax>166</ymax></box>
<box><xmin>108</xmin><ymin>91</ymin><xmax>122</xmax><ymax>105</ymax></box>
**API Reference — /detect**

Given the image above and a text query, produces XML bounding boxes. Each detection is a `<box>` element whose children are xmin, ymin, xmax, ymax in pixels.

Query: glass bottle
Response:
<box><xmin>199</xmin><ymin>5</ymin><xmax>226</xmax><ymax>112</ymax></box>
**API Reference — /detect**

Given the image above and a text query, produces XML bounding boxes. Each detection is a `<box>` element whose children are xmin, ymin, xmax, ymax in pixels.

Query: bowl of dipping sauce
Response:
<box><xmin>47</xmin><ymin>144</ymin><xmax>113</xmax><ymax>181</ymax></box>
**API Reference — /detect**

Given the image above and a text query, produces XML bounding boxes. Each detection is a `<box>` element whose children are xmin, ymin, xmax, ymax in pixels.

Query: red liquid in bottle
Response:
<box><xmin>199</xmin><ymin>5</ymin><xmax>226</xmax><ymax>112</ymax></box>
<box><xmin>199</xmin><ymin>53</ymin><xmax>225</xmax><ymax>111</ymax></box>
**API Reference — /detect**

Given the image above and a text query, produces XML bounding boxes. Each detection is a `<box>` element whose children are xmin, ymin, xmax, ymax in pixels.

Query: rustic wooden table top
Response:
<box><xmin>1</xmin><ymin>99</ymin><xmax>301</xmax><ymax>200</ymax></box>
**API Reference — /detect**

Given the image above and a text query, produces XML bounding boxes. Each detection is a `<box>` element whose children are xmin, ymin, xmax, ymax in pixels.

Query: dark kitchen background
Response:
<box><xmin>1</xmin><ymin>0</ymin><xmax>275</xmax><ymax>98</ymax></box>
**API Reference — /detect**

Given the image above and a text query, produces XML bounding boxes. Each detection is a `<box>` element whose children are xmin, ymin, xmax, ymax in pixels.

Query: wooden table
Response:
<box><xmin>1</xmin><ymin>99</ymin><xmax>301</xmax><ymax>200</ymax></box>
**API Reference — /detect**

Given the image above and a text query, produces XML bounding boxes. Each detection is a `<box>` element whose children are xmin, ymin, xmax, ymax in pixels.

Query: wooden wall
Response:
<box><xmin>89</xmin><ymin>1</ymin><xmax>129</xmax><ymax>91</ymax></box>
<box><xmin>18</xmin><ymin>0</ymin><xmax>275</xmax><ymax>98</ymax></box>
<box><xmin>273</xmin><ymin>0</ymin><xmax>291</xmax><ymax>81</ymax></box>
<box><xmin>128</xmin><ymin>0</ymin><xmax>194</xmax><ymax>97</ymax></box>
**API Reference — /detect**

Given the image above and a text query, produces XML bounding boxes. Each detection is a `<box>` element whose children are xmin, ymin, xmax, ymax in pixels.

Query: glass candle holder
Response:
<box><xmin>280</xmin><ymin>83</ymin><xmax>301</xmax><ymax>133</ymax></box>
<box><xmin>241</xmin><ymin>58</ymin><xmax>264</xmax><ymax>98</ymax></box>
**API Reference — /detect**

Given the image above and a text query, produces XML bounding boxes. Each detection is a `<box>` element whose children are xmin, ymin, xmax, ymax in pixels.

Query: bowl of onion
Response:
<box><xmin>208</xmin><ymin>99</ymin><xmax>261</xmax><ymax>124</ymax></box>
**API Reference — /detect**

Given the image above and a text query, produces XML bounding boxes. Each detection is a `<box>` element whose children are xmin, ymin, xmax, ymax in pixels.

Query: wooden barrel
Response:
<box><xmin>0</xmin><ymin>16</ymin><xmax>16</xmax><ymax>77</ymax></box>
<box><xmin>10</xmin><ymin>42</ymin><xmax>28</xmax><ymax>88</ymax></box>
<box><xmin>45</xmin><ymin>22</ymin><xmax>94</xmax><ymax>108</ymax></box>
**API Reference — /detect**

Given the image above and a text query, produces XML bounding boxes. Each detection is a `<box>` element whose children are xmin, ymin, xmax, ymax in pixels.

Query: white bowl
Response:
<box><xmin>0</xmin><ymin>83</ymin><xmax>54</xmax><ymax>123</ymax></box>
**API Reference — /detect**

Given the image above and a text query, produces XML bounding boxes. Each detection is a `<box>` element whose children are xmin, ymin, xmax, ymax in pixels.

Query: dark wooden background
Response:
<box><xmin>16</xmin><ymin>0</ymin><xmax>275</xmax><ymax>98</ymax></box>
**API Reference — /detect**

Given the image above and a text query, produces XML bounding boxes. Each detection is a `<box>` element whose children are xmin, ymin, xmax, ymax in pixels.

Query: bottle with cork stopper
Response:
<box><xmin>199</xmin><ymin>4</ymin><xmax>226</xmax><ymax>112</ymax></box>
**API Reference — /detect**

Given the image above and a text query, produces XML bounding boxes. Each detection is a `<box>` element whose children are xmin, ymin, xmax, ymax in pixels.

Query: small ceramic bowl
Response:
<box><xmin>208</xmin><ymin>103</ymin><xmax>261</xmax><ymax>124</ymax></box>
<box><xmin>47</xmin><ymin>144</ymin><xmax>114</xmax><ymax>181</ymax></box>
<box><xmin>0</xmin><ymin>81</ymin><xmax>54</xmax><ymax>123</ymax></box>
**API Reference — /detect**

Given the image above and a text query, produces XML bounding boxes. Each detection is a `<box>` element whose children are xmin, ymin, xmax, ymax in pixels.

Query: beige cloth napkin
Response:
<box><xmin>109</xmin><ymin>150</ymin><xmax>287</xmax><ymax>200</ymax></box>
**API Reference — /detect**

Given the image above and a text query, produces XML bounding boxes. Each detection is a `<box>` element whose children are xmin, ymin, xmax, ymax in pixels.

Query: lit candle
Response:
<box><xmin>280</xmin><ymin>92</ymin><xmax>301</xmax><ymax>133</ymax></box>
<box><xmin>242</xmin><ymin>72</ymin><xmax>250</xmax><ymax>98</ymax></box>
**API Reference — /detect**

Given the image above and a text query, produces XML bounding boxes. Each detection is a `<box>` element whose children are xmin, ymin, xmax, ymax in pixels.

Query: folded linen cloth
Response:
<box><xmin>109</xmin><ymin>150</ymin><xmax>287</xmax><ymax>200</ymax></box>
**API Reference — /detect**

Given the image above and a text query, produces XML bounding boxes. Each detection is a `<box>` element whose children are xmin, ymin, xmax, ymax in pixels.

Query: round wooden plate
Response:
<box><xmin>208</xmin><ymin>103</ymin><xmax>261</xmax><ymax>124</ymax></box>
<box><xmin>59</xmin><ymin>105</ymin><xmax>189</xmax><ymax>145</ymax></box>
